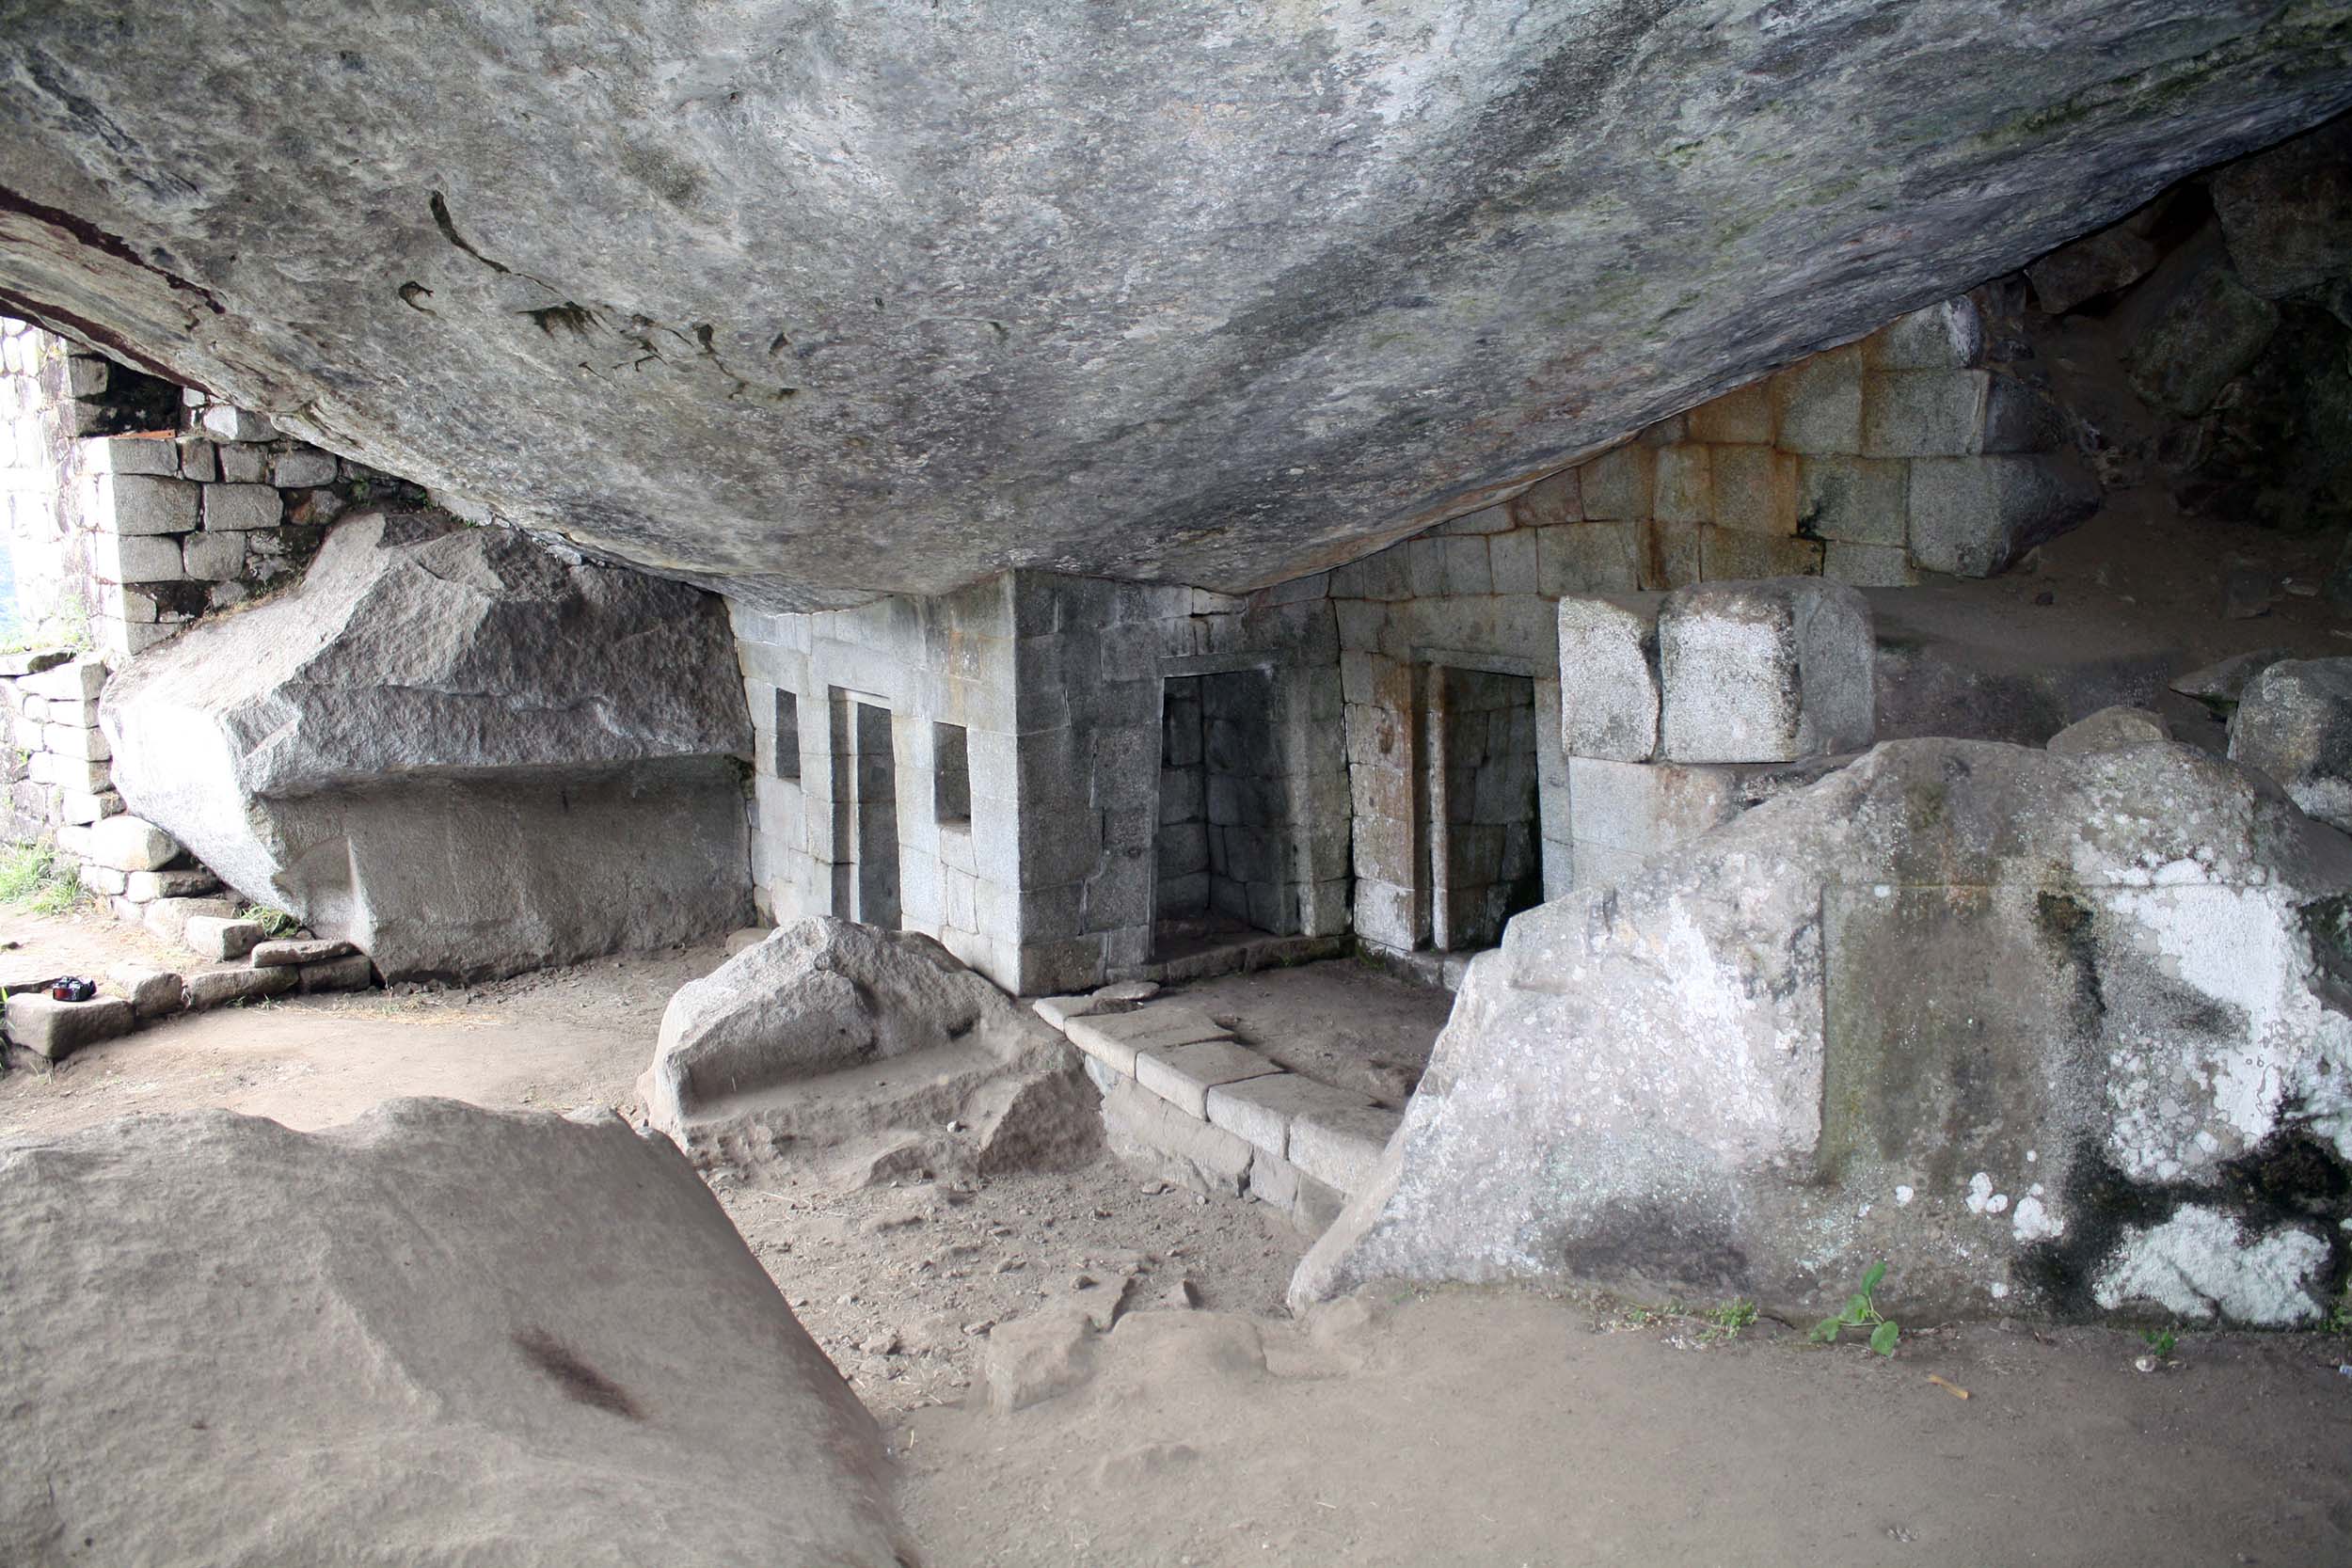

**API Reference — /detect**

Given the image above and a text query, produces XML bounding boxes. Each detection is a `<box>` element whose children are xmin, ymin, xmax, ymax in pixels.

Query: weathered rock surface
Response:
<box><xmin>1298</xmin><ymin>739</ymin><xmax>2352</xmax><ymax>1327</ymax></box>
<box><xmin>0</xmin><ymin>1101</ymin><xmax>913</xmax><ymax>1566</ymax></box>
<box><xmin>644</xmin><ymin>917</ymin><xmax>1099</xmax><ymax>1180</ymax></box>
<box><xmin>2230</xmin><ymin>657</ymin><xmax>2352</xmax><ymax>832</ymax></box>
<box><xmin>2047</xmin><ymin>705</ymin><xmax>2172</xmax><ymax>754</ymax></box>
<box><xmin>102</xmin><ymin>511</ymin><xmax>754</xmax><ymax>980</ymax></box>
<box><xmin>0</xmin><ymin>7</ymin><xmax>2346</xmax><ymax>602</ymax></box>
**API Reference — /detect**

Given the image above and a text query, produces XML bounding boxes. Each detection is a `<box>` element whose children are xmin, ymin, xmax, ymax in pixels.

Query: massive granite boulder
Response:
<box><xmin>1</xmin><ymin>7</ymin><xmax>2347</xmax><ymax>603</ymax></box>
<box><xmin>102</xmin><ymin>511</ymin><xmax>755</xmax><ymax>980</ymax></box>
<box><xmin>644</xmin><ymin>917</ymin><xmax>1098</xmax><ymax>1182</ymax></box>
<box><xmin>0</xmin><ymin>1100</ymin><xmax>915</xmax><ymax>1567</ymax></box>
<box><xmin>1297</xmin><ymin>739</ymin><xmax>2352</xmax><ymax>1328</ymax></box>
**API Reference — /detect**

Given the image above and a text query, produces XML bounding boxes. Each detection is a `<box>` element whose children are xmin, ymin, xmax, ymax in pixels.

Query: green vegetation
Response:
<box><xmin>1810</xmin><ymin>1259</ymin><xmax>1900</xmax><ymax>1357</ymax></box>
<box><xmin>2325</xmin><ymin>1284</ymin><xmax>2352</xmax><ymax>1337</ymax></box>
<box><xmin>2140</xmin><ymin>1327</ymin><xmax>2178</xmax><ymax>1359</ymax></box>
<box><xmin>244</xmin><ymin>904</ymin><xmax>304</xmax><ymax>939</ymax></box>
<box><xmin>0</xmin><ymin>841</ymin><xmax>88</xmax><ymax>915</ymax></box>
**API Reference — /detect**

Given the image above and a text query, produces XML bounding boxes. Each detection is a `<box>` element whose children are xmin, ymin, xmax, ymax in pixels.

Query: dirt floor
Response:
<box><xmin>7</xmin><ymin>900</ymin><xmax>2350</xmax><ymax>1566</ymax></box>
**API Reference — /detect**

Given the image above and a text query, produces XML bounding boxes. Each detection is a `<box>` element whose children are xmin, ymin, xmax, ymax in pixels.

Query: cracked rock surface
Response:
<box><xmin>2</xmin><ymin>3</ymin><xmax>2348</xmax><ymax>602</ymax></box>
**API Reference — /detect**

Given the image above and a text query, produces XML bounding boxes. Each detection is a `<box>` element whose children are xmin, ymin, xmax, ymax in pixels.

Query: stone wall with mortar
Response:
<box><xmin>1</xmin><ymin>315</ymin><xmax>417</xmax><ymax>661</ymax></box>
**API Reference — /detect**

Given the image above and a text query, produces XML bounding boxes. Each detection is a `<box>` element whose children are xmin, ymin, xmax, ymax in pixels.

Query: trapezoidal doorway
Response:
<box><xmin>1424</xmin><ymin>665</ymin><xmax>1542</xmax><ymax>952</ymax></box>
<box><xmin>831</xmin><ymin>692</ymin><xmax>901</xmax><ymax>930</ymax></box>
<box><xmin>1154</xmin><ymin>668</ymin><xmax>1297</xmax><ymax>957</ymax></box>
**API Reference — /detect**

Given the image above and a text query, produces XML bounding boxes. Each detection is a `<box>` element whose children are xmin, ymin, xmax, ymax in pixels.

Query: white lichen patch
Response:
<box><xmin>1894</xmin><ymin>1184</ymin><xmax>1914</xmax><ymax>1206</ymax></box>
<box><xmin>2010</xmin><ymin>1194</ymin><xmax>2061</xmax><ymax>1243</ymax></box>
<box><xmin>1965</xmin><ymin>1172</ymin><xmax>2008</xmax><ymax>1214</ymax></box>
<box><xmin>2092</xmin><ymin>1206</ymin><xmax>2328</xmax><ymax>1324</ymax></box>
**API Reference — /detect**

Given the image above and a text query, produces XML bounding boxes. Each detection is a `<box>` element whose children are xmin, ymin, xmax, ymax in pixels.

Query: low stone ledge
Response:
<box><xmin>1133</xmin><ymin>1038</ymin><xmax>1282</xmax><ymax>1119</ymax></box>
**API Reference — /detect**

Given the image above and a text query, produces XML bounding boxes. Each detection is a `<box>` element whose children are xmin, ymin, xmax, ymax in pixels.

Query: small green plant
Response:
<box><xmin>244</xmin><ymin>904</ymin><xmax>303</xmax><ymax>939</ymax></box>
<box><xmin>2141</xmin><ymin>1327</ymin><xmax>2178</xmax><ymax>1359</ymax></box>
<box><xmin>1707</xmin><ymin>1299</ymin><xmax>1759</xmax><ymax>1334</ymax></box>
<box><xmin>0</xmin><ymin>841</ymin><xmax>86</xmax><ymax>915</ymax></box>
<box><xmin>2325</xmin><ymin>1285</ymin><xmax>2352</xmax><ymax>1337</ymax></box>
<box><xmin>1810</xmin><ymin>1259</ymin><xmax>1900</xmax><ymax>1356</ymax></box>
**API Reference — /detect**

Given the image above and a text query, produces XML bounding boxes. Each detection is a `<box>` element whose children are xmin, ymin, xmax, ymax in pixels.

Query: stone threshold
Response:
<box><xmin>1105</xmin><ymin>930</ymin><xmax>1350</xmax><ymax>988</ymax></box>
<box><xmin>1358</xmin><ymin>942</ymin><xmax>1483</xmax><ymax>992</ymax></box>
<box><xmin>1030</xmin><ymin>987</ymin><xmax>1403</xmax><ymax>1236</ymax></box>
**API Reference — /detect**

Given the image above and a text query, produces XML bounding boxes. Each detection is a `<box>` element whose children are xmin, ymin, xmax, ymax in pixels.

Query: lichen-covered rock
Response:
<box><xmin>0</xmin><ymin>5</ymin><xmax>2344</xmax><ymax>601</ymax></box>
<box><xmin>1296</xmin><ymin>739</ymin><xmax>2352</xmax><ymax>1327</ymax></box>
<box><xmin>2229</xmin><ymin>657</ymin><xmax>2352</xmax><ymax>832</ymax></box>
<box><xmin>644</xmin><ymin>916</ymin><xmax>1098</xmax><ymax>1180</ymax></box>
<box><xmin>102</xmin><ymin>511</ymin><xmax>754</xmax><ymax>980</ymax></box>
<box><xmin>0</xmin><ymin>1101</ymin><xmax>914</xmax><ymax>1567</ymax></box>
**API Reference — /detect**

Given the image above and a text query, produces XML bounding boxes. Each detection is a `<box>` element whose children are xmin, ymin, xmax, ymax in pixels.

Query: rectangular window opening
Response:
<box><xmin>933</xmin><ymin>721</ymin><xmax>971</xmax><ymax>825</ymax></box>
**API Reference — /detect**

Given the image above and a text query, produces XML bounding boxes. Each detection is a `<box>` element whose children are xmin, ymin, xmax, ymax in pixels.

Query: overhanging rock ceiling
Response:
<box><xmin>2</xmin><ymin>1</ymin><xmax>2348</xmax><ymax>607</ymax></box>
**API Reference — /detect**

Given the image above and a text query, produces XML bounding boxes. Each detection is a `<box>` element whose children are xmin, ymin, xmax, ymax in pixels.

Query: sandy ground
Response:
<box><xmin>6</xmin><ymin>902</ymin><xmax>2349</xmax><ymax>1566</ymax></box>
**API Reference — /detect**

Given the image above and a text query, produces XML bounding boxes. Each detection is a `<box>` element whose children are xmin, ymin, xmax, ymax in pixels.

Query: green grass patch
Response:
<box><xmin>0</xmin><ymin>841</ymin><xmax>88</xmax><ymax>915</ymax></box>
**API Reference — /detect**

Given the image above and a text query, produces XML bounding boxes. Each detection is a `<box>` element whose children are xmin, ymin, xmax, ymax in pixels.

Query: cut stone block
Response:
<box><xmin>43</xmin><ymin>723</ymin><xmax>109</xmax><ymax>762</ymax></box>
<box><xmin>101</xmin><ymin>531</ymin><xmax>187</xmax><ymax>584</ymax></box>
<box><xmin>251</xmin><ymin>938</ymin><xmax>356</xmax><ymax>967</ymax></box>
<box><xmin>272</xmin><ymin>449</ymin><xmax>340</xmax><ymax>488</ymax></box>
<box><xmin>1907</xmin><ymin>453</ymin><xmax>2101</xmax><ymax>578</ymax></box>
<box><xmin>1205</xmin><ymin>1071</ymin><xmax>1386</xmax><ymax>1161</ymax></box>
<box><xmin>183</xmin><ymin>531</ymin><xmax>246</xmax><ymax>581</ymax></box>
<box><xmin>22</xmin><ymin>657</ymin><xmax>105</xmax><ymax>702</ymax></box>
<box><xmin>1102</xmin><ymin>1075</ymin><xmax>1255</xmax><ymax>1196</ymax></box>
<box><xmin>2229</xmin><ymin>658</ymin><xmax>2352</xmax><ymax>832</ymax></box>
<box><xmin>1652</xmin><ymin>445</ymin><xmax>1711</xmax><ymax>524</ymax></box>
<box><xmin>1288</xmin><ymin>1101</ymin><xmax>1404</xmax><ymax>1196</ymax></box>
<box><xmin>200</xmin><ymin>405</ymin><xmax>277</xmax><ymax>443</ymax></box>
<box><xmin>125</xmin><ymin>867</ymin><xmax>221</xmax><ymax>900</ymax></box>
<box><xmin>1576</xmin><ymin>445</ymin><xmax>1654</xmax><ymax>520</ymax></box>
<box><xmin>87</xmin><ymin>434</ymin><xmax>183</xmax><ymax>476</ymax></box>
<box><xmin>1796</xmin><ymin>455</ymin><xmax>1907</xmax><ymax>547</ymax></box>
<box><xmin>1686</xmin><ymin>380</ymin><xmax>1773</xmax><ymax>445</ymax></box>
<box><xmin>1133</xmin><ymin>1038</ymin><xmax>1283</xmax><ymax>1119</ymax></box>
<box><xmin>58</xmin><ymin>790</ymin><xmax>124</xmax><ymax>826</ymax></box>
<box><xmin>183</xmin><ymin>915</ymin><xmax>264</xmax><ymax>961</ymax></box>
<box><xmin>296</xmin><ymin>954</ymin><xmax>376</xmax><ymax>992</ymax></box>
<box><xmin>1658</xmin><ymin>578</ymin><xmax>1874</xmax><ymax>764</ymax></box>
<box><xmin>185</xmin><ymin>964</ymin><xmax>299</xmax><ymax>1009</ymax></box>
<box><xmin>1861</xmin><ymin>369</ymin><xmax>1990</xmax><ymax>457</ymax></box>
<box><xmin>1709</xmin><ymin>444</ymin><xmax>1799</xmax><ymax>534</ymax></box>
<box><xmin>1770</xmin><ymin>345</ymin><xmax>1863</xmax><ymax>454</ymax></box>
<box><xmin>1557</xmin><ymin>593</ymin><xmax>1663</xmax><ymax>762</ymax></box>
<box><xmin>1698</xmin><ymin>527</ymin><xmax>1822</xmax><ymax>582</ymax></box>
<box><xmin>88</xmin><ymin>815</ymin><xmax>181</xmax><ymax>873</ymax></box>
<box><xmin>143</xmin><ymin>895</ymin><xmax>241</xmax><ymax>946</ymax></box>
<box><xmin>105</xmin><ymin>962</ymin><xmax>186</xmax><ymax>1020</ymax></box>
<box><xmin>179</xmin><ymin>438</ymin><xmax>217</xmax><ymax>482</ymax></box>
<box><xmin>1863</xmin><ymin>297</ymin><xmax>1985</xmax><ymax>370</ymax></box>
<box><xmin>1822</xmin><ymin>542</ymin><xmax>1919</xmax><ymax>588</ymax></box>
<box><xmin>80</xmin><ymin>863</ymin><xmax>129</xmax><ymax>897</ymax></box>
<box><xmin>202</xmin><ymin>483</ymin><xmax>283</xmax><ymax>532</ymax></box>
<box><xmin>102</xmin><ymin>473</ymin><xmax>200</xmax><ymax>534</ymax></box>
<box><xmin>1061</xmin><ymin>1005</ymin><xmax>1232</xmax><ymax>1077</ymax></box>
<box><xmin>4</xmin><ymin>992</ymin><xmax>136</xmax><ymax>1060</ymax></box>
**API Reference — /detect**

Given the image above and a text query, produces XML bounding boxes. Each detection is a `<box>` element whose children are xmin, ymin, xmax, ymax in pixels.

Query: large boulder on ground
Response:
<box><xmin>0</xmin><ymin>7</ymin><xmax>2344</xmax><ymax>603</ymax></box>
<box><xmin>644</xmin><ymin>916</ymin><xmax>1098</xmax><ymax>1181</ymax></box>
<box><xmin>2229</xmin><ymin>657</ymin><xmax>2352</xmax><ymax>832</ymax></box>
<box><xmin>102</xmin><ymin>511</ymin><xmax>755</xmax><ymax>980</ymax></box>
<box><xmin>1296</xmin><ymin>739</ymin><xmax>2352</xmax><ymax>1328</ymax></box>
<box><xmin>0</xmin><ymin>1100</ymin><xmax>914</xmax><ymax>1566</ymax></box>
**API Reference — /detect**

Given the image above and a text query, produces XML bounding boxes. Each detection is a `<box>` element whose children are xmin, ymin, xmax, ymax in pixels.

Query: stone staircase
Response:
<box><xmin>1033</xmin><ymin>986</ymin><xmax>1404</xmax><ymax>1234</ymax></box>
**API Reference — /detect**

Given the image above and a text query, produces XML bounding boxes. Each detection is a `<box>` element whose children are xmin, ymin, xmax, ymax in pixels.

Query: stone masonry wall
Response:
<box><xmin>2</xmin><ymin>315</ymin><xmax>414</xmax><ymax>662</ymax></box>
<box><xmin>729</xmin><ymin>580</ymin><xmax>1025</xmax><ymax>991</ymax></box>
